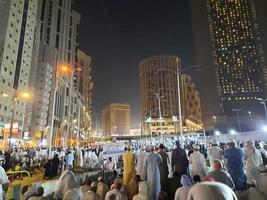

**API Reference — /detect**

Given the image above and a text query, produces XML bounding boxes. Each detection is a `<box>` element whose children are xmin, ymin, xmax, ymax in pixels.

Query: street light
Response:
<box><xmin>155</xmin><ymin>92</ymin><xmax>164</xmax><ymax>141</ymax></box>
<box><xmin>256</xmin><ymin>98</ymin><xmax>267</xmax><ymax>121</ymax></box>
<box><xmin>248</xmin><ymin>111</ymin><xmax>252</xmax><ymax>121</ymax></box>
<box><xmin>2</xmin><ymin>90</ymin><xmax>31</xmax><ymax>148</ymax></box>
<box><xmin>213</xmin><ymin>115</ymin><xmax>217</xmax><ymax>123</ymax></box>
<box><xmin>49</xmin><ymin>63</ymin><xmax>73</xmax><ymax>156</ymax></box>
<box><xmin>232</xmin><ymin>109</ymin><xmax>242</xmax><ymax>132</ymax></box>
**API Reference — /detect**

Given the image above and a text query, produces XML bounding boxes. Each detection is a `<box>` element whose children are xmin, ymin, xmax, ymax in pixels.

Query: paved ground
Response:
<box><xmin>5</xmin><ymin>167</ymin><xmax>107</xmax><ymax>199</ymax></box>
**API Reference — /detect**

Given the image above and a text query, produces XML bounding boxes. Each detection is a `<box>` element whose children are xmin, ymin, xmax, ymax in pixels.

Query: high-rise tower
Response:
<box><xmin>207</xmin><ymin>0</ymin><xmax>267</xmax><ymax>115</ymax></box>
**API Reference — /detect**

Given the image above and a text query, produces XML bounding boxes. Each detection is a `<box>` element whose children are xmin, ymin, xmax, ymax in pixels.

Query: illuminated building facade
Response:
<box><xmin>207</xmin><ymin>0</ymin><xmax>267</xmax><ymax>115</ymax></box>
<box><xmin>181</xmin><ymin>74</ymin><xmax>202</xmax><ymax>131</ymax></box>
<box><xmin>102</xmin><ymin>103</ymin><xmax>130</xmax><ymax>136</ymax></box>
<box><xmin>139</xmin><ymin>55</ymin><xmax>202</xmax><ymax>135</ymax></box>
<box><xmin>77</xmin><ymin>50</ymin><xmax>93</xmax><ymax>139</ymax></box>
<box><xmin>0</xmin><ymin>0</ymin><xmax>39</xmax><ymax>139</ymax></box>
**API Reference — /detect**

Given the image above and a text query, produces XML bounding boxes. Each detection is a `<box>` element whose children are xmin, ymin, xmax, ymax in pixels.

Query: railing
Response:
<box><xmin>6</xmin><ymin>170</ymin><xmax>31</xmax><ymax>185</ymax></box>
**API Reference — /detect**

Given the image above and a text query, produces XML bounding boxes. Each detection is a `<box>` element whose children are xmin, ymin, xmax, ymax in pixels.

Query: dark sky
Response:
<box><xmin>73</xmin><ymin>0</ymin><xmax>194</xmax><ymax>127</ymax></box>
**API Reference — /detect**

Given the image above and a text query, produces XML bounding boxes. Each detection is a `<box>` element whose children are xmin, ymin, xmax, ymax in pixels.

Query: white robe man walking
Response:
<box><xmin>144</xmin><ymin>146</ymin><xmax>162</xmax><ymax>200</ymax></box>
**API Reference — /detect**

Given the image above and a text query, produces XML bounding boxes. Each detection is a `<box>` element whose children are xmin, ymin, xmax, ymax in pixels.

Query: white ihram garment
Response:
<box><xmin>189</xmin><ymin>151</ymin><xmax>206</xmax><ymax>179</ymax></box>
<box><xmin>0</xmin><ymin>166</ymin><xmax>8</xmax><ymax>200</ymax></box>
<box><xmin>136</xmin><ymin>151</ymin><xmax>148</xmax><ymax>180</ymax></box>
<box><xmin>145</xmin><ymin>152</ymin><xmax>162</xmax><ymax>200</ymax></box>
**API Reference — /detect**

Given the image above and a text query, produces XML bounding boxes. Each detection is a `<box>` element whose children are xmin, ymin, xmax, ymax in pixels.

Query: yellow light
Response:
<box><xmin>73</xmin><ymin>119</ymin><xmax>77</xmax><ymax>123</ymax></box>
<box><xmin>21</xmin><ymin>92</ymin><xmax>30</xmax><ymax>98</ymax></box>
<box><xmin>2</xmin><ymin>93</ymin><xmax>9</xmax><ymax>98</ymax></box>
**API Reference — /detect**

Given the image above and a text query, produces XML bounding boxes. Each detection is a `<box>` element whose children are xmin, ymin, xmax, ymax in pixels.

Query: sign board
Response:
<box><xmin>103</xmin><ymin>143</ymin><xmax>125</xmax><ymax>159</ymax></box>
<box><xmin>4</xmin><ymin>122</ymin><xmax>19</xmax><ymax>133</ymax></box>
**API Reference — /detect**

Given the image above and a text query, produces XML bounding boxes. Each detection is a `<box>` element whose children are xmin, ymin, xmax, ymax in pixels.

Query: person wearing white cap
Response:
<box><xmin>174</xmin><ymin>175</ymin><xmax>192</xmax><ymax>200</ymax></box>
<box><xmin>244</xmin><ymin>141</ymin><xmax>263</xmax><ymax>185</ymax></box>
<box><xmin>144</xmin><ymin>145</ymin><xmax>162</xmax><ymax>200</ymax></box>
<box><xmin>81</xmin><ymin>182</ymin><xmax>100</xmax><ymax>200</ymax></box>
<box><xmin>207</xmin><ymin>139</ymin><xmax>223</xmax><ymax>169</ymax></box>
<box><xmin>105</xmin><ymin>178</ymin><xmax>127</xmax><ymax>200</ymax></box>
<box><xmin>96</xmin><ymin>176</ymin><xmax>109</xmax><ymax>200</ymax></box>
<box><xmin>189</xmin><ymin>145</ymin><xmax>206</xmax><ymax>180</ymax></box>
<box><xmin>132</xmin><ymin>181</ymin><xmax>149</xmax><ymax>200</ymax></box>
<box><xmin>136</xmin><ymin>146</ymin><xmax>148</xmax><ymax>181</ymax></box>
<box><xmin>247</xmin><ymin>164</ymin><xmax>267</xmax><ymax>200</ymax></box>
<box><xmin>0</xmin><ymin>158</ymin><xmax>8</xmax><ymax>200</ymax></box>
<box><xmin>187</xmin><ymin>182</ymin><xmax>238</xmax><ymax>200</ymax></box>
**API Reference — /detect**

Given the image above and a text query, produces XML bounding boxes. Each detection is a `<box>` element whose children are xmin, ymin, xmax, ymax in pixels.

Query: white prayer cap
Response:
<box><xmin>97</xmin><ymin>176</ymin><xmax>104</xmax><ymax>181</ymax></box>
<box><xmin>258</xmin><ymin>164</ymin><xmax>267</xmax><ymax>173</ymax></box>
<box><xmin>91</xmin><ymin>182</ymin><xmax>97</xmax><ymax>188</ymax></box>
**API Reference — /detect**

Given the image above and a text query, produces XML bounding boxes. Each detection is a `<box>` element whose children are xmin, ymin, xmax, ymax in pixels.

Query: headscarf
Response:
<box><xmin>138</xmin><ymin>181</ymin><xmax>149</xmax><ymax>196</ymax></box>
<box><xmin>180</xmin><ymin>175</ymin><xmax>192</xmax><ymax>186</ymax></box>
<box><xmin>63</xmin><ymin>189</ymin><xmax>81</xmax><ymax>200</ymax></box>
<box><xmin>187</xmin><ymin>182</ymin><xmax>238</xmax><ymax>200</ymax></box>
<box><xmin>81</xmin><ymin>191</ymin><xmax>99</xmax><ymax>200</ymax></box>
<box><xmin>54</xmin><ymin>170</ymin><xmax>79</xmax><ymax>199</ymax></box>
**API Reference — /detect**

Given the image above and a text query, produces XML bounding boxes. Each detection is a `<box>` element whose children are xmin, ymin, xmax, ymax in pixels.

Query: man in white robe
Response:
<box><xmin>0</xmin><ymin>162</ymin><xmax>8</xmax><ymax>200</ymax></box>
<box><xmin>244</xmin><ymin>141</ymin><xmax>263</xmax><ymax>184</ymax></box>
<box><xmin>136</xmin><ymin>148</ymin><xmax>148</xmax><ymax>180</ymax></box>
<box><xmin>189</xmin><ymin>145</ymin><xmax>206</xmax><ymax>180</ymax></box>
<box><xmin>144</xmin><ymin>146</ymin><xmax>162</xmax><ymax>200</ymax></box>
<box><xmin>207</xmin><ymin>140</ymin><xmax>223</xmax><ymax>168</ymax></box>
<box><xmin>247</xmin><ymin>164</ymin><xmax>267</xmax><ymax>200</ymax></box>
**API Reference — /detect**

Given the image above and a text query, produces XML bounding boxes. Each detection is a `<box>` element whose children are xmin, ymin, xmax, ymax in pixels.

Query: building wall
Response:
<box><xmin>207</xmin><ymin>0</ymin><xmax>267</xmax><ymax>115</ymax></box>
<box><xmin>102</xmin><ymin>103</ymin><xmax>130</xmax><ymax>136</ymax></box>
<box><xmin>140</xmin><ymin>55</ymin><xmax>180</xmax><ymax>119</ymax></box>
<box><xmin>0</xmin><ymin>0</ymin><xmax>38</xmax><ymax>132</ymax></box>
<box><xmin>181</xmin><ymin>74</ymin><xmax>202</xmax><ymax>125</ymax></box>
<box><xmin>77</xmin><ymin>49</ymin><xmax>93</xmax><ymax>138</ymax></box>
<box><xmin>140</xmin><ymin>55</ymin><xmax>202</xmax><ymax>134</ymax></box>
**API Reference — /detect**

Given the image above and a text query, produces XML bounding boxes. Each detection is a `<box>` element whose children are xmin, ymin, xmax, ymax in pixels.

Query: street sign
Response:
<box><xmin>4</xmin><ymin>122</ymin><xmax>19</xmax><ymax>133</ymax></box>
<box><xmin>103</xmin><ymin>143</ymin><xmax>125</xmax><ymax>159</ymax></box>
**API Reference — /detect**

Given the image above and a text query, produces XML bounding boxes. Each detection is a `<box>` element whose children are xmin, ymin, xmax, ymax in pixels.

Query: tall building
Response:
<box><xmin>139</xmin><ymin>55</ymin><xmax>202</xmax><ymax>135</ymax></box>
<box><xmin>191</xmin><ymin>0</ymin><xmax>267</xmax><ymax>127</ymax></box>
<box><xmin>190</xmin><ymin>0</ymin><xmax>221</xmax><ymax>125</ymax></box>
<box><xmin>102</xmin><ymin>103</ymin><xmax>130</xmax><ymax>136</ymax></box>
<box><xmin>207</xmin><ymin>0</ymin><xmax>267</xmax><ymax>115</ymax></box>
<box><xmin>77</xmin><ymin>49</ymin><xmax>93</xmax><ymax>139</ymax></box>
<box><xmin>181</xmin><ymin>74</ymin><xmax>202</xmax><ymax>131</ymax></box>
<box><xmin>0</xmin><ymin>0</ymin><xmax>39</xmax><ymax>139</ymax></box>
<box><xmin>28</xmin><ymin>0</ymin><xmax>83</xmax><ymax>145</ymax></box>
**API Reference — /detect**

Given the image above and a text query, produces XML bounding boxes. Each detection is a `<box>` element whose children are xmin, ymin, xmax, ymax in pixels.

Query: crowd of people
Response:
<box><xmin>0</xmin><ymin>138</ymin><xmax>267</xmax><ymax>200</ymax></box>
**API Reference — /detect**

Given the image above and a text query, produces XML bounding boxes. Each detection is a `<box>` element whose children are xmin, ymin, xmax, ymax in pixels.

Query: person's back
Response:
<box><xmin>224</xmin><ymin>146</ymin><xmax>244</xmax><ymax>170</ymax></box>
<box><xmin>187</xmin><ymin>182</ymin><xmax>238</xmax><ymax>200</ymax></box>
<box><xmin>122</xmin><ymin>147</ymin><xmax>135</xmax><ymax>186</ymax></box>
<box><xmin>172</xmin><ymin>142</ymin><xmax>189</xmax><ymax>176</ymax></box>
<box><xmin>224</xmin><ymin>143</ymin><xmax>246</xmax><ymax>190</ymax></box>
<box><xmin>208</xmin><ymin>170</ymin><xmax>235</xmax><ymax>188</ymax></box>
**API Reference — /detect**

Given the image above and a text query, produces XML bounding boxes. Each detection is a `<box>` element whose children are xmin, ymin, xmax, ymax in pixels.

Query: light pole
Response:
<box><xmin>256</xmin><ymin>98</ymin><xmax>267</xmax><ymax>121</ymax></box>
<box><xmin>155</xmin><ymin>92</ymin><xmax>164</xmax><ymax>141</ymax></box>
<box><xmin>232</xmin><ymin>109</ymin><xmax>242</xmax><ymax>132</ymax></box>
<box><xmin>1</xmin><ymin>91</ymin><xmax>30</xmax><ymax>149</ymax></box>
<box><xmin>158</xmin><ymin>61</ymin><xmax>201</xmax><ymax>137</ymax></box>
<box><xmin>248</xmin><ymin>111</ymin><xmax>252</xmax><ymax>121</ymax></box>
<box><xmin>213</xmin><ymin>115</ymin><xmax>217</xmax><ymax>123</ymax></box>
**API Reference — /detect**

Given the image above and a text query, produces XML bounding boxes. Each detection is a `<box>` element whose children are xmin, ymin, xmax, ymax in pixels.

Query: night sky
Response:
<box><xmin>73</xmin><ymin>0</ymin><xmax>194</xmax><ymax>127</ymax></box>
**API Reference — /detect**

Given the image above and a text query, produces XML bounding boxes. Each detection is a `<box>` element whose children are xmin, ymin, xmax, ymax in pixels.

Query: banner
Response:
<box><xmin>103</xmin><ymin>143</ymin><xmax>125</xmax><ymax>159</ymax></box>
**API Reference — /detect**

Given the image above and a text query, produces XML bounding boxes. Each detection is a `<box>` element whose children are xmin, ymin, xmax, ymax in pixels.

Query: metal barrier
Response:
<box><xmin>6</xmin><ymin>170</ymin><xmax>31</xmax><ymax>185</ymax></box>
<box><xmin>5</xmin><ymin>170</ymin><xmax>31</xmax><ymax>200</ymax></box>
